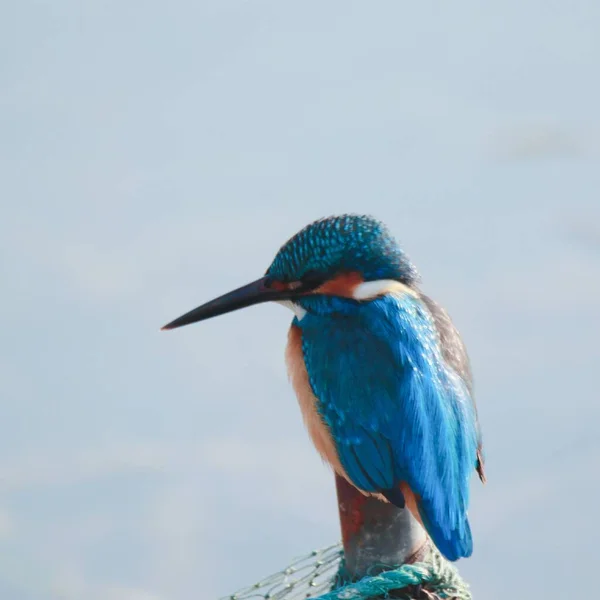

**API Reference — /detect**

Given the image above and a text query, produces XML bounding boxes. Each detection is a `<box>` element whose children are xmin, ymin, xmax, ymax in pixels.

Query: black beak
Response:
<box><xmin>161</xmin><ymin>276</ymin><xmax>296</xmax><ymax>330</ymax></box>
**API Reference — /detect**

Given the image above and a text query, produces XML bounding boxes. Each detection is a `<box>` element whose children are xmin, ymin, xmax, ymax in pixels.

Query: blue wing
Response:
<box><xmin>299</xmin><ymin>293</ymin><xmax>480</xmax><ymax>560</ymax></box>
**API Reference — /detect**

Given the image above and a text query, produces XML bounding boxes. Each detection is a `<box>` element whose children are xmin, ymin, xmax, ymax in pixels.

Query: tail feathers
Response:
<box><xmin>418</xmin><ymin>502</ymin><xmax>473</xmax><ymax>561</ymax></box>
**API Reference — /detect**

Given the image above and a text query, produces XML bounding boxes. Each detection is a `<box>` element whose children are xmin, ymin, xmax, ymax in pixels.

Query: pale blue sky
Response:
<box><xmin>1</xmin><ymin>1</ymin><xmax>599</xmax><ymax>599</ymax></box>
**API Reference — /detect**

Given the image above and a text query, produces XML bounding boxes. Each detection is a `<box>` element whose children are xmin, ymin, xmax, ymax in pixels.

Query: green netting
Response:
<box><xmin>222</xmin><ymin>544</ymin><xmax>343</xmax><ymax>600</ymax></box>
<box><xmin>221</xmin><ymin>543</ymin><xmax>471</xmax><ymax>600</ymax></box>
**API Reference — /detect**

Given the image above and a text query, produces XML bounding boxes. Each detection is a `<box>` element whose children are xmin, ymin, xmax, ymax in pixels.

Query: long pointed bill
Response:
<box><xmin>161</xmin><ymin>276</ymin><xmax>294</xmax><ymax>330</ymax></box>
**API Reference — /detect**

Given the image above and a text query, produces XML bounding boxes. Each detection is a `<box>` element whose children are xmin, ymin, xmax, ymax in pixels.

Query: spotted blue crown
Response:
<box><xmin>266</xmin><ymin>215</ymin><xmax>420</xmax><ymax>285</ymax></box>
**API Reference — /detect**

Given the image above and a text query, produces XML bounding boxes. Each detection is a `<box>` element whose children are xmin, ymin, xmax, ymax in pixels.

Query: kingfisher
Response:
<box><xmin>162</xmin><ymin>214</ymin><xmax>486</xmax><ymax>561</ymax></box>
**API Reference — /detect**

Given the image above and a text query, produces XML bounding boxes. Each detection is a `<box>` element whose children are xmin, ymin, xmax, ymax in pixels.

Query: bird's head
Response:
<box><xmin>162</xmin><ymin>214</ymin><xmax>419</xmax><ymax>329</ymax></box>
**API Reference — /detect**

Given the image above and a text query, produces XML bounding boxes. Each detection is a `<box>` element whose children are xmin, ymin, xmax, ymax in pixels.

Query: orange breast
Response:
<box><xmin>285</xmin><ymin>325</ymin><xmax>346</xmax><ymax>476</ymax></box>
<box><xmin>285</xmin><ymin>325</ymin><xmax>403</xmax><ymax>506</ymax></box>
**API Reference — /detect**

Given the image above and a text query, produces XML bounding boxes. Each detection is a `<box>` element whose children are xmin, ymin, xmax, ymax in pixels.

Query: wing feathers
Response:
<box><xmin>299</xmin><ymin>293</ymin><xmax>480</xmax><ymax>560</ymax></box>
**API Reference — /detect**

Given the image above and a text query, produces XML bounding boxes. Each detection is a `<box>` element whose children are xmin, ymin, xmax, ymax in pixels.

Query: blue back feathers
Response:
<box><xmin>267</xmin><ymin>215</ymin><xmax>420</xmax><ymax>285</ymax></box>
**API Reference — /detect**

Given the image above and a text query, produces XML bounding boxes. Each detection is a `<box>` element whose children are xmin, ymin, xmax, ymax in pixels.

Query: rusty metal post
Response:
<box><xmin>336</xmin><ymin>475</ymin><xmax>429</xmax><ymax>579</ymax></box>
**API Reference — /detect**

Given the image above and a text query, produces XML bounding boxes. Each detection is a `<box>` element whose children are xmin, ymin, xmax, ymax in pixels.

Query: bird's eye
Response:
<box><xmin>300</xmin><ymin>270</ymin><xmax>327</xmax><ymax>291</ymax></box>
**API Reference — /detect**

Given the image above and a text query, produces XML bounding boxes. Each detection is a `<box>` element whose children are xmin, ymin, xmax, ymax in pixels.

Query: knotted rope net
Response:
<box><xmin>221</xmin><ymin>543</ymin><xmax>471</xmax><ymax>600</ymax></box>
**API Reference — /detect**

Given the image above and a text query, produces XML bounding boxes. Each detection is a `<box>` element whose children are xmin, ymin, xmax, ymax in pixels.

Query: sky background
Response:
<box><xmin>1</xmin><ymin>1</ymin><xmax>600</xmax><ymax>599</ymax></box>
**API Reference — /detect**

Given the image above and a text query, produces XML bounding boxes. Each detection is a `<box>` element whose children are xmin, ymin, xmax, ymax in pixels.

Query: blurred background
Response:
<box><xmin>1</xmin><ymin>1</ymin><xmax>599</xmax><ymax>599</ymax></box>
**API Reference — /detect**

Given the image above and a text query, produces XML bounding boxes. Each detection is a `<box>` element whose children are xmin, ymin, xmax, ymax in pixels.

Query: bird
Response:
<box><xmin>162</xmin><ymin>214</ymin><xmax>486</xmax><ymax>561</ymax></box>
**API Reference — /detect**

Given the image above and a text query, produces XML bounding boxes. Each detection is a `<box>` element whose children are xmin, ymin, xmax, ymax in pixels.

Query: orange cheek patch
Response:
<box><xmin>314</xmin><ymin>271</ymin><xmax>364</xmax><ymax>297</ymax></box>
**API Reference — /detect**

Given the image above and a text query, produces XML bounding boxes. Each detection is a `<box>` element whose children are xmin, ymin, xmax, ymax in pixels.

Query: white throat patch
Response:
<box><xmin>277</xmin><ymin>300</ymin><xmax>307</xmax><ymax>321</ymax></box>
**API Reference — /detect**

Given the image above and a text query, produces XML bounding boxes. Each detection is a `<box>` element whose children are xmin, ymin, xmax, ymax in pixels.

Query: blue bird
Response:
<box><xmin>162</xmin><ymin>214</ymin><xmax>486</xmax><ymax>561</ymax></box>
